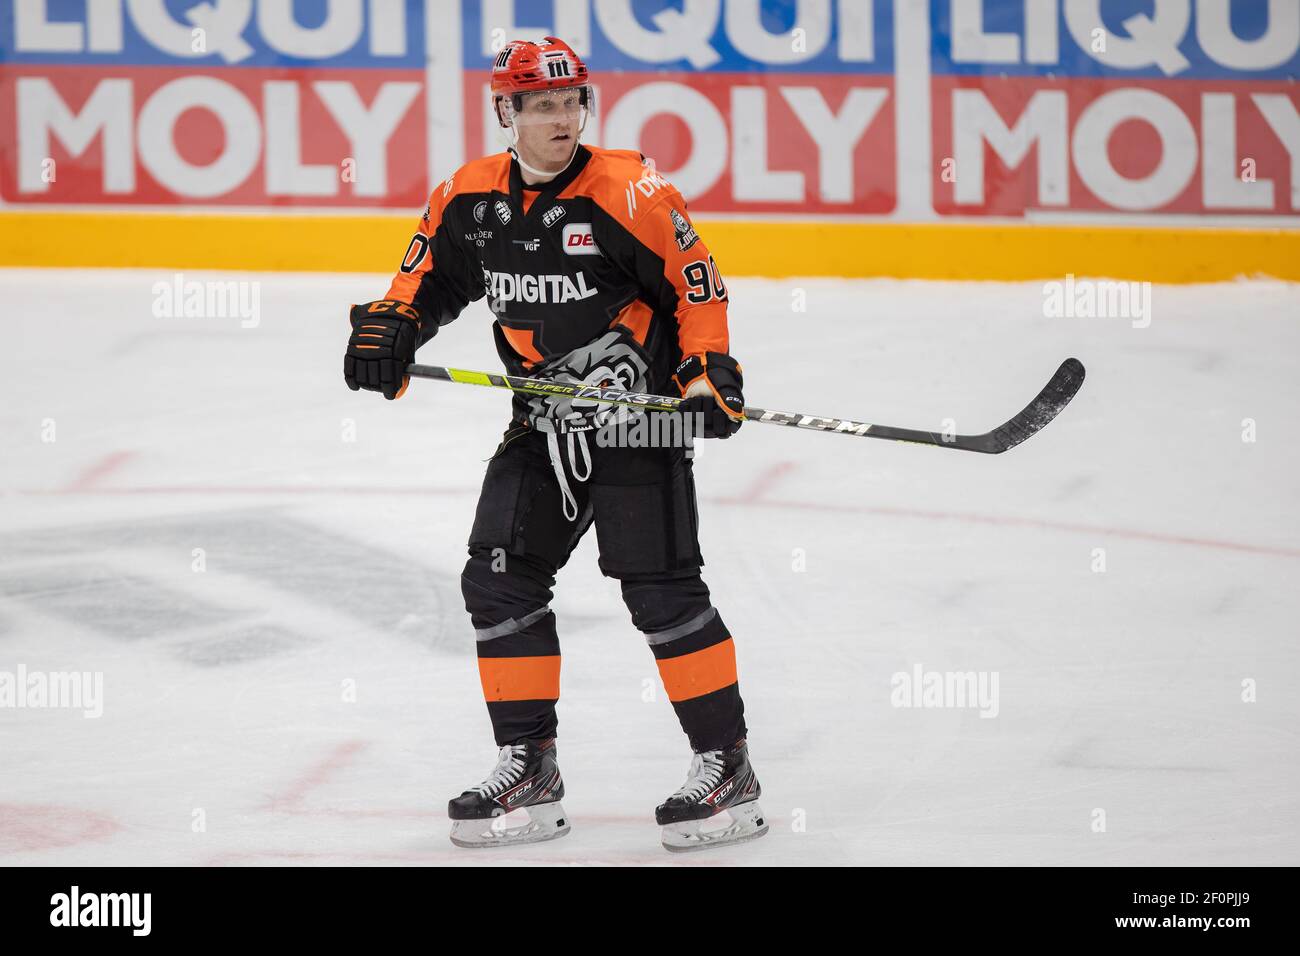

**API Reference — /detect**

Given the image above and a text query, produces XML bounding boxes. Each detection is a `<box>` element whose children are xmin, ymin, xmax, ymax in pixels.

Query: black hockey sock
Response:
<box><xmin>649</xmin><ymin>611</ymin><xmax>747</xmax><ymax>752</ymax></box>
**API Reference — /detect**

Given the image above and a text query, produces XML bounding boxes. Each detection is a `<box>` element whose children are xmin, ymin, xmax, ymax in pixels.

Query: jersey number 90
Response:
<box><xmin>682</xmin><ymin>256</ymin><xmax>726</xmax><ymax>304</ymax></box>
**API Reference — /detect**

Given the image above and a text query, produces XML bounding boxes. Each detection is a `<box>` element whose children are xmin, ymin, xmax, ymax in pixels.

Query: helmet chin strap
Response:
<box><xmin>510</xmin><ymin>142</ymin><xmax>577</xmax><ymax>180</ymax></box>
<box><xmin>504</xmin><ymin>108</ymin><xmax>589</xmax><ymax>181</ymax></box>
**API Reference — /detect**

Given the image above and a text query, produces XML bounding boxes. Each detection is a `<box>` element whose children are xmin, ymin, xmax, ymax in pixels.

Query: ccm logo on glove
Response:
<box><xmin>344</xmin><ymin>300</ymin><xmax>421</xmax><ymax>400</ymax></box>
<box><xmin>673</xmin><ymin>352</ymin><xmax>745</xmax><ymax>439</ymax></box>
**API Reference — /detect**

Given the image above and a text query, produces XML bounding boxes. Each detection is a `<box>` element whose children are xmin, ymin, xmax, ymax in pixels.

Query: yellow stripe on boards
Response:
<box><xmin>1</xmin><ymin>211</ymin><xmax>1296</xmax><ymax>283</ymax></box>
<box><xmin>0</xmin><ymin>212</ymin><xmax>413</xmax><ymax>272</ymax></box>
<box><xmin>697</xmin><ymin>220</ymin><xmax>1300</xmax><ymax>283</ymax></box>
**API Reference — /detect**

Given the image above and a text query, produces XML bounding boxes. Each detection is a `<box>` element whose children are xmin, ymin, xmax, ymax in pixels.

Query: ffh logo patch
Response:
<box><xmin>542</xmin><ymin>205</ymin><xmax>566</xmax><ymax>228</ymax></box>
<box><xmin>495</xmin><ymin>200</ymin><xmax>512</xmax><ymax>225</ymax></box>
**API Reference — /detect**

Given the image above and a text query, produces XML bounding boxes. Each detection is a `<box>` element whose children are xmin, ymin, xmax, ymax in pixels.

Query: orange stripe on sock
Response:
<box><xmin>656</xmin><ymin>638</ymin><xmax>737</xmax><ymax>703</ymax></box>
<box><xmin>478</xmin><ymin>655</ymin><xmax>561</xmax><ymax>702</ymax></box>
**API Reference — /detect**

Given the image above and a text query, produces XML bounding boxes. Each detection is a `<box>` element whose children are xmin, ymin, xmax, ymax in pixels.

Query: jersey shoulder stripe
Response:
<box><xmin>421</xmin><ymin>152</ymin><xmax>512</xmax><ymax>228</ymax></box>
<box><xmin>439</xmin><ymin>152</ymin><xmax>512</xmax><ymax>203</ymax></box>
<box><xmin>570</xmin><ymin>145</ymin><xmax>684</xmax><ymax>231</ymax></box>
<box><xmin>389</xmin><ymin>155</ymin><xmax>509</xmax><ymax>308</ymax></box>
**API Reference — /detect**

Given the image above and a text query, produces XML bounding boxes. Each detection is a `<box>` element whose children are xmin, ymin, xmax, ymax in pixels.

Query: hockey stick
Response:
<box><xmin>405</xmin><ymin>357</ymin><xmax>1085</xmax><ymax>454</ymax></box>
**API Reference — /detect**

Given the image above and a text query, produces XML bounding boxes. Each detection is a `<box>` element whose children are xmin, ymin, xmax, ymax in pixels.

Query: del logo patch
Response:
<box><xmin>561</xmin><ymin>223</ymin><xmax>600</xmax><ymax>256</ymax></box>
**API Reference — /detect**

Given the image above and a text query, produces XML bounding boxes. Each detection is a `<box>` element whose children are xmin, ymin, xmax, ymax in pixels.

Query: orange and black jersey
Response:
<box><xmin>385</xmin><ymin>144</ymin><xmax>730</xmax><ymax>411</ymax></box>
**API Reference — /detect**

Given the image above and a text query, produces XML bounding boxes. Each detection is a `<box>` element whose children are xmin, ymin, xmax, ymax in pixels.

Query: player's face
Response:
<box><xmin>512</xmin><ymin>89</ymin><xmax>584</xmax><ymax>172</ymax></box>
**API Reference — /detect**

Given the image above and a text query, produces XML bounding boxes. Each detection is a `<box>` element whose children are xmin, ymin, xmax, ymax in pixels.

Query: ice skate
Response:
<box><xmin>656</xmin><ymin>738</ymin><xmax>768</xmax><ymax>852</ymax></box>
<box><xmin>448</xmin><ymin>738</ymin><xmax>569</xmax><ymax>848</ymax></box>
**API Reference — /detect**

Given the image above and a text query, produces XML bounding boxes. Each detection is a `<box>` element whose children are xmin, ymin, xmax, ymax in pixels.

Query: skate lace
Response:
<box><xmin>671</xmin><ymin>750</ymin><xmax>726</xmax><ymax>802</ymax></box>
<box><xmin>473</xmin><ymin>744</ymin><xmax>528</xmax><ymax>797</ymax></box>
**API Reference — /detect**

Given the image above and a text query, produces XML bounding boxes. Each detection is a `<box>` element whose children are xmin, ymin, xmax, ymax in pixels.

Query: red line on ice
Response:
<box><xmin>733</xmin><ymin>497</ymin><xmax>1300</xmax><ymax>560</ymax></box>
<box><xmin>0</xmin><ymin>803</ymin><xmax>121</xmax><ymax>854</ymax></box>
<box><xmin>203</xmin><ymin>847</ymin><xmax>719</xmax><ymax>866</ymax></box>
<box><xmin>265</xmin><ymin>739</ymin><xmax>368</xmax><ymax>811</ymax></box>
<box><xmin>719</xmin><ymin>460</ymin><xmax>798</xmax><ymax>504</ymax></box>
<box><xmin>16</xmin><ymin>480</ymin><xmax>1298</xmax><ymax>559</ymax></box>
<box><xmin>31</xmin><ymin>484</ymin><xmax>470</xmax><ymax>497</ymax></box>
<box><xmin>61</xmin><ymin>450</ymin><xmax>135</xmax><ymax>491</ymax></box>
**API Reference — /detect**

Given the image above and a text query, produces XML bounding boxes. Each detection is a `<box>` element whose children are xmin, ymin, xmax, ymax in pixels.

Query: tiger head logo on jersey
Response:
<box><xmin>670</xmin><ymin>208</ymin><xmax>699</xmax><ymax>252</ymax></box>
<box><xmin>525</xmin><ymin>327</ymin><xmax>652</xmax><ymax>429</ymax></box>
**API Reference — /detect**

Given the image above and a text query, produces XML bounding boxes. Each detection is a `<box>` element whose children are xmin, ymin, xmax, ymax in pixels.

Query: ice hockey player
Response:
<box><xmin>343</xmin><ymin>37</ymin><xmax>765</xmax><ymax>852</ymax></box>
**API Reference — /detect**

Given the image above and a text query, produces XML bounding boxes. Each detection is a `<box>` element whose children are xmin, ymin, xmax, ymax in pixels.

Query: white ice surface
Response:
<box><xmin>1</xmin><ymin>269</ymin><xmax>1297</xmax><ymax>867</ymax></box>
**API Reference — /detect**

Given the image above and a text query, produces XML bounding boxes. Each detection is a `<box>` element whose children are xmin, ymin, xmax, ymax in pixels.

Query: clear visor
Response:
<box><xmin>500</xmin><ymin>86</ymin><xmax>593</xmax><ymax>131</ymax></box>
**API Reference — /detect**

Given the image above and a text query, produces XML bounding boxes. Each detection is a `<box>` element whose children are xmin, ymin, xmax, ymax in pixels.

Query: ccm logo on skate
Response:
<box><xmin>506</xmin><ymin>780</ymin><xmax>534</xmax><ymax>804</ymax></box>
<box><xmin>562</xmin><ymin>223</ymin><xmax>601</xmax><ymax>256</ymax></box>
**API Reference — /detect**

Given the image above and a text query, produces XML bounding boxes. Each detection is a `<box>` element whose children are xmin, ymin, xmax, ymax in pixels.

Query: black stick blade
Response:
<box><xmin>971</xmin><ymin>357</ymin><xmax>1086</xmax><ymax>454</ymax></box>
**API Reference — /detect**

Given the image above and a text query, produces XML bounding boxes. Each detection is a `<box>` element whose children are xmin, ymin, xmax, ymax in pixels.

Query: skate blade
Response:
<box><xmin>449</xmin><ymin>801</ymin><xmax>570</xmax><ymax>849</ymax></box>
<box><xmin>661</xmin><ymin>800</ymin><xmax>769</xmax><ymax>853</ymax></box>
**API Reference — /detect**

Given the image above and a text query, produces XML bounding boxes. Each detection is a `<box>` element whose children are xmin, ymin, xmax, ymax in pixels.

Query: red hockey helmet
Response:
<box><xmin>491</xmin><ymin>36</ymin><xmax>591</xmax><ymax>117</ymax></box>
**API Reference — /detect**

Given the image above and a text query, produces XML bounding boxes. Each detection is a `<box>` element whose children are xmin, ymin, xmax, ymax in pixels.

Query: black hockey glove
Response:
<box><xmin>344</xmin><ymin>300</ymin><xmax>421</xmax><ymax>400</ymax></box>
<box><xmin>673</xmin><ymin>352</ymin><xmax>745</xmax><ymax>439</ymax></box>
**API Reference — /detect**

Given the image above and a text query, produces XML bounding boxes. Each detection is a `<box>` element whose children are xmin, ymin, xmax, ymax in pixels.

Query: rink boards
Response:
<box><xmin>0</xmin><ymin>1</ymin><xmax>1298</xmax><ymax>278</ymax></box>
<box><xmin>0</xmin><ymin>210</ymin><xmax>1296</xmax><ymax>283</ymax></box>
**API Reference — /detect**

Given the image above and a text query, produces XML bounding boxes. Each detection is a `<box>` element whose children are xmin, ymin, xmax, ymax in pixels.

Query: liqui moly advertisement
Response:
<box><xmin>0</xmin><ymin>1</ymin><xmax>1295</xmax><ymax>222</ymax></box>
<box><xmin>929</xmin><ymin>0</ymin><xmax>1300</xmax><ymax>217</ymax></box>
